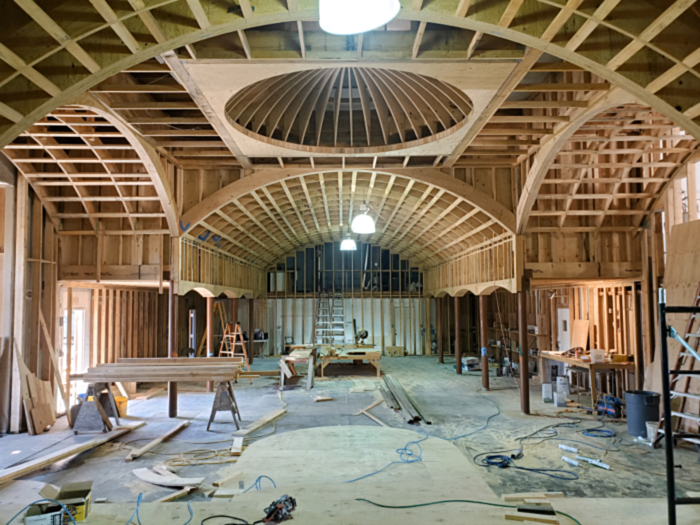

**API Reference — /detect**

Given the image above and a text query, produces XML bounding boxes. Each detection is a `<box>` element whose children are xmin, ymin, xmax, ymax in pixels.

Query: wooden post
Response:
<box><xmin>436</xmin><ymin>296</ymin><xmax>443</xmax><ymax>363</ymax></box>
<box><xmin>248</xmin><ymin>298</ymin><xmax>255</xmax><ymax>365</ymax></box>
<box><xmin>66</xmin><ymin>287</ymin><xmax>73</xmax><ymax>411</ymax></box>
<box><xmin>518</xmin><ymin>290</ymin><xmax>530</xmax><ymax>415</ymax></box>
<box><xmin>424</xmin><ymin>297</ymin><xmax>430</xmax><ymax>356</ymax></box>
<box><xmin>206</xmin><ymin>296</ymin><xmax>214</xmax><ymax>392</ymax></box>
<box><xmin>479</xmin><ymin>294</ymin><xmax>489</xmax><ymax>390</ymax></box>
<box><xmin>455</xmin><ymin>296</ymin><xmax>462</xmax><ymax>374</ymax></box>
<box><xmin>168</xmin><ymin>279</ymin><xmax>179</xmax><ymax>418</ymax></box>
<box><xmin>10</xmin><ymin>176</ymin><xmax>27</xmax><ymax>433</ymax></box>
<box><xmin>231</xmin><ymin>297</ymin><xmax>238</xmax><ymax>325</ymax></box>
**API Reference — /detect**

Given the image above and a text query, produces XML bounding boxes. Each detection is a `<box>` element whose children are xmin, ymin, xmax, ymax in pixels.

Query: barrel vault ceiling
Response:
<box><xmin>1</xmin><ymin>0</ymin><xmax>700</xmax><ymax>270</ymax></box>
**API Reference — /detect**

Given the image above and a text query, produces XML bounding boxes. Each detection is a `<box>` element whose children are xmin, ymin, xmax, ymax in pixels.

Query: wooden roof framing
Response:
<box><xmin>185</xmin><ymin>171</ymin><xmax>510</xmax><ymax>270</ymax></box>
<box><xmin>4</xmin><ymin>107</ymin><xmax>176</xmax><ymax>236</ymax></box>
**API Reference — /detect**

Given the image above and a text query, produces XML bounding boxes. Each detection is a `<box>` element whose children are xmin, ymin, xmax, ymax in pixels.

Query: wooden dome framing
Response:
<box><xmin>183</xmin><ymin>170</ymin><xmax>511</xmax><ymax>269</ymax></box>
<box><xmin>225</xmin><ymin>67</ymin><xmax>473</xmax><ymax>154</ymax></box>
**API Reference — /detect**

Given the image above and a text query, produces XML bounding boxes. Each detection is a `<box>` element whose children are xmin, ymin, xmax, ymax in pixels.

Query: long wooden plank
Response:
<box><xmin>0</xmin><ymin>423</ymin><xmax>145</xmax><ymax>484</ymax></box>
<box><xmin>125</xmin><ymin>420</ymin><xmax>190</xmax><ymax>462</ymax></box>
<box><xmin>233</xmin><ymin>409</ymin><xmax>286</xmax><ymax>437</ymax></box>
<box><xmin>213</xmin><ymin>470</ymin><xmax>243</xmax><ymax>488</ymax></box>
<box><xmin>38</xmin><ymin>310</ymin><xmax>71</xmax><ymax>424</ymax></box>
<box><xmin>504</xmin><ymin>511</ymin><xmax>559</xmax><ymax>524</ymax></box>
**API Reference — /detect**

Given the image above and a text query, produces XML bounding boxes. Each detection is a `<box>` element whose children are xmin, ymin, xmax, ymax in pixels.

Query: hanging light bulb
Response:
<box><xmin>319</xmin><ymin>0</ymin><xmax>401</xmax><ymax>36</ymax></box>
<box><xmin>351</xmin><ymin>203</ymin><xmax>375</xmax><ymax>234</ymax></box>
<box><xmin>340</xmin><ymin>239</ymin><xmax>357</xmax><ymax>251</ymax></box>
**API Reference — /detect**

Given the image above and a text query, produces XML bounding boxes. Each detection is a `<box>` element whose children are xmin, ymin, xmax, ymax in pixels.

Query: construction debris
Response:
<box><xmin>383</xmin><ymin>375</ymin><xmax>431</xmax><ymax>425</ymax></box>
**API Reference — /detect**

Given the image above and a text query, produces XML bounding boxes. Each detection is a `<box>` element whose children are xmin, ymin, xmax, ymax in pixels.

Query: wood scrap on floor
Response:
<box><xmin>383</xmin><ymin>375</ymin><xmax>430</xmax><ymax>425</ymax></box>
<box><xmin>132</xmin><ymin>468</ymin><xmax>204</xmax><ymax>488</ymax></box>
<box><xmin>504</xmin><ymin>510</ymin><xmax>559</xmax><ymax>524</ymax></box>
<box><xmin>212</xmin><ymin>470</ymin><xmax>243</xmax><ymax>488</ymax></box>
<box><xmin>125</xmin><ymin>420</ymin><xmax>190</xmax><ymax>462</ymax></box>
<box><xmin>349</xmin><ymin>379</ymin><xmax>379</xmax><ymax>393</ymax></box>
<box><xmin>233</xmin><ymin>409</ymin><xmax>286</xmax><ymax>437</ymax></box>
<box><xmin>354</xmin><ymin>399</ymin><xmax>388</xmax><ymax>427</ymax></box>
<box><xmin>0</xmin><ymin>422</ymin><xmax>145</xmax><ymax>485</ymax></box>
<box><xmin>154</xmin><ymin>486</ymin><xmax>197</xmax><ymax>502</ymax></box>
<box><xmin>502</xmin><ymin>492</ymin><xmax>564</xmax><ymax>502</ymax></box>
<box><xmin>13</xmin><ymin>340</ymin><xmax>55</xmax><ymax>434</ymax></box>
<box><xmin>134</xmin><ymin>387</ymin><xmax>165</xmax><ymax>400</ymax></box>
<box><xmin>313</xmin><ymin>396</ymin><xmax>333</xmax><ymax>402</ymax></box>
<box><xmin>230</xmin><ymin>437</ymin><xmax>244</xmax><ymax>456</ymax></box>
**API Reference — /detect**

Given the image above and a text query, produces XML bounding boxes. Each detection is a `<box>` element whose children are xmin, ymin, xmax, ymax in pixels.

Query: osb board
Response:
<box><xmin>644</xmin><ymin>221</ymin><xmax>700</xmax><ymax>432</ymax></box>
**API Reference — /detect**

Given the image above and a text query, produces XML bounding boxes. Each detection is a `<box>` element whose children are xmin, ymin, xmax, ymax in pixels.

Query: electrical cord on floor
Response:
<box><xmin>473</xmin><ymin>448</ymin><xmax>579</xmax><ymax>480</ymax></box>
<box><xmin>418</xmin><ymin>389</ymin><xmax>500</xmax><ymax>442</ymax></box>
<box><xmin>242</xmin><ymin>475</ymin><xmax>277</xmax><ymax>493</ymax></box>
<box><xmin>355</xmin><ymin>497</ymin><xmax>583</xmax><ymax>525</ymax></box>
<box><xmin>126</xmin><ymin>493</ymin><xmax>143</xmax><ymax>525</ymax></box>
<box><xmin>4</xmin><ymin>498</ymin><xmax>78</xmax><ymax>525</ymax></box>
<box><xmin>345</xmin><ymin>435</ymin><xmax>428</xmax><ymax>483</ymax></box>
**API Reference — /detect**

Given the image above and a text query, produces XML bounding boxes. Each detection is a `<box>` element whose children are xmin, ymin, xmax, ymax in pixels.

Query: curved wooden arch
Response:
<box><xmin>427</xmin><ymin>281</ymin><xmax>515</xmax><ymax>298</ymax></box>
<box><xmin>516</xmin><ymin>87</ymin><xmax>634</xmax><ymax>234</ymax></box>
<box><xmin>4</xmin><ymin>93</ymin><xmax>178</xmax><ymax>236</ymax></box>
<box><xmin>2</xmin><ymin>2</ymin><xmax>700</xmax><ymax>149</ymax></box>
<box><xmin>180</xmin><ymin>167</ymin><xmax>516</xmax><ymax>235</ymax></box>
<box><xmin>72</xmin><ymin>93</ymin><xmax>179</xmax><ymax>236</ymax></box>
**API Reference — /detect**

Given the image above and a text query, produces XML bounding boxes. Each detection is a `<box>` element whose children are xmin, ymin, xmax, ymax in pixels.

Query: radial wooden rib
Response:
<box><xmin>225</xmin><ymin>67</ymin><xmax>472</xmax><ymax>153</ymax></box>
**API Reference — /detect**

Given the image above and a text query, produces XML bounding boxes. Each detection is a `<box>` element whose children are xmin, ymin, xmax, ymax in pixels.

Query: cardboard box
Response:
<box><xmin>556</xmin><ymin>376</ymin><xmax>570</xmax><ymax>395</ymax></box>
<box><xmin>24</xmin><ymin>503</ymin><xmax>64</xmax><ymax>525</ymax></box>
<box><xmin>32</xmin><ymin>482</ymin><xmax>93</xmax><ymax>523</ymax></box>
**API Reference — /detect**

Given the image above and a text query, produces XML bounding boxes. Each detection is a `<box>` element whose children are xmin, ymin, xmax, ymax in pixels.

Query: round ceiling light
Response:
<box><xmin>351</xmin><ymin>214</ymin><xmax>375</xmax><ymax>235</ymax></box>
<box><xmin>320</xmin><ymin>0</ymin><xmax>400</xmax><ymax>35</ymax></box>
<box><xmin>340</xmin><ymin>239</ymin><xmax>357</xmax><ymax>251</ymax></box>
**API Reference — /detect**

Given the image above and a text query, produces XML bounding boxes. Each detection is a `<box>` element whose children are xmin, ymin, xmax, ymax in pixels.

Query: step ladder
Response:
<box><xmin>657</xmin><ymin>287</ymin><xmax>700</xmax><ymax>525</ymax></box>
<box><xmin>315</xmin><ymin>293</ymin><xmax>345</xmax><ymax>345</ymax></box>
<box><xmin>655</xmin><ymin>282</ymin><xmax>700</xmax><ymax>448</ymax></box>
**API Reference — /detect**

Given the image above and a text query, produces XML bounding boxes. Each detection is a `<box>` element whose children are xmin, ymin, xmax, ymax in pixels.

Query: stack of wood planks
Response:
<box><xmin>383</xmin><ymin>375</ymin><xmax>430</xmax><ymax>425</ymax></box>
<box><xmin>14</xmin><ymin>342</ymin><xmax>56</xmax><ymax>435</ymax></box>
<box><xmin>81</xmin><ymin>357</ymin><xmax>243</xmax><ymax>383</ymax></box>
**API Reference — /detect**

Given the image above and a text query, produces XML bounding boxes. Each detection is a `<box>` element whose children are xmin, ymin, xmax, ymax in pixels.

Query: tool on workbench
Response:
<box><xmin>263</xmin><ymin>495</ymin><xmax>297</xmax><ymax>523</ymax></box>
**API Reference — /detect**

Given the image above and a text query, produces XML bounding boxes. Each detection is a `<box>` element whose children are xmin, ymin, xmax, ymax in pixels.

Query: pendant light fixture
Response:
<box><xmin>351</xmin><ymin>203</ymin><xmax>376</xmax><ymax>234</ymax></box>
<box><xmin>340</xmin><ymin>238</ymin><xmax>357</xmax><ymax>251</ymax></box>
<box><xmin>319</xmin><ymin>0</ymin><xmax>401</xmax><ymax>36</ymax></box>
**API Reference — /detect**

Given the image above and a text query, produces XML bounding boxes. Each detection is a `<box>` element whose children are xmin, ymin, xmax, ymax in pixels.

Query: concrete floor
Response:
<box><xmin>1</xmin><ymin>356</ymin><xmax>700</xmax><ymax>508</ymax></box>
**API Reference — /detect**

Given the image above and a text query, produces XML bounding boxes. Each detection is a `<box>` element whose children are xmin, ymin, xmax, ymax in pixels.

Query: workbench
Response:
<box><xmin>317</xmin><ymin>351</ymin><xmax>381</xmax><ymax>377</ymax></box>
<box><xmin>80</xmin><ymin>357</ymin><xmax>243</xmax><ymax>419</ymax></box>
<box><xmin>540</xmin><ymin>352</ymin><xmax>635</xmax><ymax>406</ymax></box>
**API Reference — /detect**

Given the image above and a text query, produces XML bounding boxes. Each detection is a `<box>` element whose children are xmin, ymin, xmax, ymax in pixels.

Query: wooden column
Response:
<box><xmin>168</xmin><ymin>279</ymin><xmax>179</xmax><ymax>418</ymax></box>
<box><xmin>10</xmin><ymin>176</ymin><xmax>27</xmax><ymax>432</ymax></box>
<box><xmin>66</xmin><ymin>288</ymin><xmax>73</xmax><ymax>411</ymax></box>
<box><xmin>455</xmin><ymin>296</ymin><xmax>462</xmax><ymax>374</ymax></box>
<box><xmin>479</xmin><ymin>294</ymin><xmax>489</xmax><ymax>390</ymax></box>
<box><xmin>518</xmin><ymin>290</ymin><xmax>530</xmax><ymax>415</ymax></box>
<box><xmin>231</xmin><ymin>297</ymin><xmax>238</xmax><ymax>325</ymax></box>
<box><xmin>206</xmin><ymin>296</ymin><xmax>214</xmax><ymax>392</ymax></box>
<box><xmin>436</xmin><ymin>297</ymin><xmax>443</xmax><ymax>363</ymax></box>
<box><xmin>248</xmin><ymin>298</ymin><xmax>255</xmax><ymax>365</ymax></box>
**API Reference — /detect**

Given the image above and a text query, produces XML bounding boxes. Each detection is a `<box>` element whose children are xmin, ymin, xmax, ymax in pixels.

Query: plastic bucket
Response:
<box><xmin>625</xmin><ymin>390</ymin><xmax>660</xmax><ymax>438</ymax></box>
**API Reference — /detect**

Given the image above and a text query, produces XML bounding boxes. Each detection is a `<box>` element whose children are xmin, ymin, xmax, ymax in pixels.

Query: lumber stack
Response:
<box><xmin>82</xmin><ymin>358</ymin><xmax>242</xmax><ymax>383</ymax></box>
<box><xmin>14</xmin><ymin>343</ymin><xmax>56</xmax><ymax>434</ymax></box>
<box><xmin>383</xmin><ymin>375</ymin><xmax>430</xmax><ymax>425</ymax></box>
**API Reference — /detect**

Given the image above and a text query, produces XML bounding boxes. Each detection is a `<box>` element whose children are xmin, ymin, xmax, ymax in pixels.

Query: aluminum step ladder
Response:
<box><xmin>315</xmin><ymin>293</ymin><xmax>345</xmax><ymax>345</ymax></box>
<box><xmin>655</xmin><ymin>282</ymin><xmax>700</xmax><ymax>448</ymax></box>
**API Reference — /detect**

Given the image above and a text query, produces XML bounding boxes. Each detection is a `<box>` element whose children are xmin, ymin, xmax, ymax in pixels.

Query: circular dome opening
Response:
<box><xmin>225</xmin><ymin>67</ymin><xmax>473</xmax><ymax>154</ymax></box>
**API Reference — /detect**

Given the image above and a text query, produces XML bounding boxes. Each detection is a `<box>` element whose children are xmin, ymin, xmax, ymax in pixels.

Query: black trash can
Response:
<box><xmin>625</xmin><ymin>390</ymin><xmax>661</xmax><ymax>438</ymax></box>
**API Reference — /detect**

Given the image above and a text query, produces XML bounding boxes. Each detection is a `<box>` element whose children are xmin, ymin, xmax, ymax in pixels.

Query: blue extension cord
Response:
<box><xmin>5</xmin><ymin>498</ymin><xmax>78</xmax><ymax>525</ymax></box>
<box><xmin>346</xmin><ymin>435</ymin><xmax>428</xmax><ymax>483</ymax></box>
<box><xmin>473</xmin><ymin>448</ymin><xmax>579</xmax><ymax>480</ymax></box>
<box><xmin>243</xmin><ymin>475</ymin><xmax>277</xmax><ymax>493</ymax></box>
<box><xmin>346</xmin><ymin>391</ymin><xmax>500</xmax><ymax>484</ymax></box>
<box><xmin>125</xmin><ymin>492</ymin><xmax>193</xmax><ymax>525</ymax></box>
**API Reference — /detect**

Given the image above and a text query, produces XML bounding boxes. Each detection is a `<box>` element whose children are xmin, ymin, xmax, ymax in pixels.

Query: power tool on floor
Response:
<box><xmin>262</xmin><ymin>495</ymin><xmax>296</xmax><ymax>523</ymax></box>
